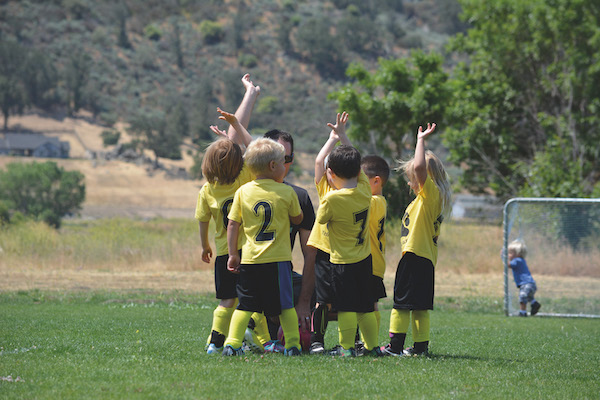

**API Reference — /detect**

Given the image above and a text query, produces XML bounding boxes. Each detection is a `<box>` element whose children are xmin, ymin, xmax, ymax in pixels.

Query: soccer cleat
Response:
<box><xmin>243</xmin><ymin>328</ymin><xmax>264</xmax><ymax>353</ymax></box>
<box><xmin>355</xmin><ymin>340</ymin><xmax>366</xmax><ymax>356</ymax></box>
<box><xmin>403</xmin><ymin>346</ymin><xmax>429</xmax><ymax>357</ymax></box>
<box><xmin>380</xmin><ymin>344</ymin><xmax>403</xmax><ymax>357</ymax></box>
<box><xmin>308</xmin><ymin>341</ymin><xmax>325</xmax><ymax>355</ymax></box>
<box><xmin>263</xmin><ymin>340</ymin><xmax>285</xmax><ymax>353</ymax></box>
<box><xmin>365</xmin><ymin>346</ymin><xmax>384</xmax><ymax>357</ymax></box>
<box><xmin>328</xmin><ymin>345</ymin><xmax>355</xmax><ymax>357</ymax></box>
<box><xmin>284</xmin><ymin>346</ymin><xmax>301</xmax><ymax>356</ymax></box>
<box><xmin>530</xmin><ymin>302</ymin><xmax>541</xmax><ymax>316</ymax></box>
<box><xmin>222</xmin><ymin>345</ymin><xmax>245</xmax><ymax>356</ymax></box>
<box><xmin>206</xmin><ymin>343</ymin><xmax>222</xmax><ymax>355</ymax></box>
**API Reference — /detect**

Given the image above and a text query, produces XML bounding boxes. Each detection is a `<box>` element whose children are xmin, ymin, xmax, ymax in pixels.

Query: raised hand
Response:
<box><xmin>209</xmin><ymin>125</ymin><xmax>227</xmax><ymax>138</ymax></box>
<box><xmin>417</xmin><ymin>122</ymin><xmax>436</xmax><ymax>140</ymax></box>
<box><xmin>217</xmin><ymin>107</ymin><xmax>239</xmax><ymax>126</ymax></box>
<box><xmin>326</xmin><ymin>111</ymin><xmax>349</xmax><ymax>141</ymax></box>
<box><xmin>241</xmin><ymin>73</ymin><xmax>260</xmax><ymax>96</ymax></box>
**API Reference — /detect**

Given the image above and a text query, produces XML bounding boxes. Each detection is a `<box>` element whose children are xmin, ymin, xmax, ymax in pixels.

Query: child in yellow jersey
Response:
<box><xmin>360</xmin><ymin>155</ymin><xmax>390</xmax><ymax>346</ymax></box>
<box><xmin>223</xmin><ymin>138</ymin><xmax>304</xmax><ymax>356</ymax></box>
<box><xmin>195</xmin><ymin>74</ymin><xmax>271</xmax><ymax>355</ymax></box>
<box><xmin>381</xmin><ymin>123</ymin><xmax>452</xmax><ymax>357</ymax></box>
<box><xmin>308</xmin><ymin>112</ymin><xmax>382</xmax><ymax>357</ymax></box>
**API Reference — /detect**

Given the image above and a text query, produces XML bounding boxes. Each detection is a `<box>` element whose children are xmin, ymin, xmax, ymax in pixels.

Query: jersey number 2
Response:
<box><xmin>254</xmin><ymin>201</ymin><xmax>275</xmax><ymax>241</ymax></box>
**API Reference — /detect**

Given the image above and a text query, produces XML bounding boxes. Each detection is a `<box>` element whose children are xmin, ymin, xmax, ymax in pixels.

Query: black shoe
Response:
<box><xmin>354</xmin><ymin>340</ymin><xmax>366</xmax><ymax>356</ymax></box>
<box><xmin>403</xmin><ymin>346</ymin><xmax>429</xmax><ymax>357</ymax></box>
<box><xmin>530</xmin><ymin>302</ymin><xmax>541</xmax><ymax>316</ymax></box>
<box><xmin>380</xmin><ymin>343</ymin><xmax>403</xmax><ymax>357</ymax></box>
<box><xmin>309</xmin><ymin>341</ymin><xmax>325</xmax><ymax>355</ymax></box>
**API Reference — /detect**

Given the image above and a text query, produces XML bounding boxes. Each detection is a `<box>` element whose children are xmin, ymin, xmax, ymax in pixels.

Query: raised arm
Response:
<box><xmin>414</xmin><ymin>122</ymin><xmax>436</xmax><ymax>188</ymax></box>
<box><xmin>314</xmin><ymin>112</ymin><xmax>349</xmax><ymax>184</ymax></box>
<box><xmin>217</xmin><ymin>107</ymin><xmax>253</xmax><ymax>148</ymax></box>
<box><xmin>224</xmin><ymin>74</ymin><xmax>260</xmax><ymax>147</ymax></box>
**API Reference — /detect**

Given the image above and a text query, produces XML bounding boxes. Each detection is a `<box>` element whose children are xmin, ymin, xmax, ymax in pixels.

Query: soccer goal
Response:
<box><xmin>502</xmin><ymin>198</ymin><xmax>600</xmax><ymax>318</ymax></box>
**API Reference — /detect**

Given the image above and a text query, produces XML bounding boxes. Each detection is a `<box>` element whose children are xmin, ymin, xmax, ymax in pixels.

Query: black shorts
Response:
<box><xmin>332</xmin><ymin>255</ymin><xmax>374</xmax><ymax>313</ymax></box>
<box><xmin>393</xmin><ymin>252</ymin><xmax>434</xmax><ymax>310</ymax></box>
<box><xmin>236</xmin><ymin>261</ymin><xmax>295</xmax><ymax>317</ymax></box>
<box><xmin>214</xmin><ymin>254</ymin><xmax>239</xmax><ymax>300</ymax></box>
<box><xmin>371</xmin><ymin>275</ymin><xmax>387</xmax><ymax>303</ymax></box>
<box><xmin>314</xmin><ymin>249</ymin><xmax>335</xmax><ymax>304</ymax></box>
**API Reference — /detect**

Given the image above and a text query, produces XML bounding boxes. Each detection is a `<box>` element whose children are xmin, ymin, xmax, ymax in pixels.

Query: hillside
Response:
<box><xmin>0</xmin><ymin>0</ymin><xmax>465</xmax><ymax>154</ymax></box>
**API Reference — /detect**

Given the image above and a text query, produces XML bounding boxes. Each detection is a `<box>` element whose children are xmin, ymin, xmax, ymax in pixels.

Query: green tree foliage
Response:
<box><xmin>64</xmin><ymin>50</ymin><xmax>92</xmax><ymax>115</ymax></box>
<box><xmin>0</xmin><ymin>40</ymin><xmax>28</xmax><ymax>130</ymax></box>
<box><xmin>295</xmin><ymin>17</ymin><xmax>347</xmax><ymax>79</ymax></box>
<box><xmin>330</xmin><ymin>51</ymin><xmax>450</xmax><ymax>158</ymax></box>
<box><xmin>0</xmin><ymin>161</ymin><xmax>85</xmax><ymax>228</ymax></box>
<box><xmin>445</xmin><ymin>0</ymin><xmax>600</xmax><ymax>199</ymax></box>
<box><xmin>199</xmin><ymin>20</ymin><xmax>224</xmax><ymax>45</ymax></box>
<box><xmin>127</xmin><ymin>110</ymin><xmax>182</xmax><ymax>164</ymax></box>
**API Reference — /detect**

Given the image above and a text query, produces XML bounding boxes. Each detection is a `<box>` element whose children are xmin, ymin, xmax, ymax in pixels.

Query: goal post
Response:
<box><xmin>502</xmin><ymin>197</ymin><xmax>600</xmax><ymax>318</ymax></box>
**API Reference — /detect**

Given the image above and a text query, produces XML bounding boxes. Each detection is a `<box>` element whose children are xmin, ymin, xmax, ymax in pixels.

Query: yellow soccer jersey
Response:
<box><xmin>194</xmin><ymin>165</ymin><xmax>254</xmax><ymax>256</ymax></box>
<box><xmin>228</xmin><ymin>179</ymin><xmax>302</xmax><ymax>264</ymax></box>
<box><xmin>369</xmin><ymin>195</ymin><xmax>387</xmax><ymax>278</ymax></box>
<box><xmin>306</xmin><ymin>175</ymin><xmax>334</xmax><ymax>254</ymax></box>
<box><xmin>400</xmin><ymin>175</ymin><xmax>443</xmax><ymax>266</ymax></box>
<box><xmin>315</xmin><ymin>171</ymin><xmax>372</xmax><ymax>264</ymax></box>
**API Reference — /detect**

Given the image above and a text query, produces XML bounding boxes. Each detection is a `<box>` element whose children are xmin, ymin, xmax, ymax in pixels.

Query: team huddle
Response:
<box><xmin>195</xmin><ymin>74</ymin><xmax>452</xmax><ymax>357</ymax></box>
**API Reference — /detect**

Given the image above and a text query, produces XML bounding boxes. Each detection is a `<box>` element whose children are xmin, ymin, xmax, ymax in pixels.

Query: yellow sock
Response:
<box><xmin>357</xmin><ymin>312</ymin><xmax>379</xmax><ymax>351</ymax></box>
<box><xmin>337</xmin><ymin>311</ymin><xmax>357</xmax><ymax>350</ymax></box>
<box><xmin>411</xmin><ymin>310</ymin><xmax>430</xmax><ymax>342</ymax></box>
<box><xmin>224</xmin><ymin>310</ymin><xmax>252</xmax><ymax>349</ymax></box>
<box><xmin>389</xmin><ymin>309</ymin><xmax>410</xmax><ymax>334</ymax></box>
<box><xmin>251</xmin><ymin>312</ymin><xmax>271</xmax><ymax>346</ymax></box>
<box><xmin>374</xmin><ymin>310</ymin><xmax>381</xmax><ymax>334</ymax></box>
<box><xmin>207</xmin><ymin>305</ymin><xmax>235</xmax><ymax>345</ymax></box>
<box><xmin>279</xmin><ymin>308</ymin><xmax>300</xmax><ymax>349</ymax></box>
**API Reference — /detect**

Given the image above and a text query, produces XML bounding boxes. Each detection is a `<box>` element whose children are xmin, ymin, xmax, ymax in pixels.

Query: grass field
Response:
<box><xmin>1</xmin><ymin>291</ymin><xmax>599</xmax><ymax>399</ymax></box>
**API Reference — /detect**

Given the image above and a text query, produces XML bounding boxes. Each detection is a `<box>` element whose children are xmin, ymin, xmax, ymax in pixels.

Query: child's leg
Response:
<box><xmin>249</xmin><ymin>312</ymin><xmax>271</xmax><ymax>346</ymax></box>
<box><xmin>357</xmin><ymin>312</ymin><xmax>379</xmax><ymax>351</ymax></box>
<box><xmin>338</xmin><ymin>311</ymin><xmax>358</xmax><ymax>350</ymax></box>
<box><xmin>224</xmin><ymin>309</ymin><xmax>253</xmax><ymax>349</ymax></box>
<box><xmin>374</xmin><ymin>302</ymin><xmax>381</xmax><ymax>333</ymax></box>
<box><xmin>411</xmin><ymin>310</ymin><xmax>430</xmax><ymax>353</ymax></box>
<box><xmin>207</xmin><ymin>298</ymin><xmax>237</xmax><ymax>347</ymax></box>
<box><xmin>387</xmin><ymin>308</ymin><xmax>410</xmax><ymax>353</ymax></box>
<box><xmin>279</xmin><ymin>308</ymin><xmax>300</xmax><ymax>350</ymax></box>
<box><xmin>310</xmin><ymin>302</ymin><xmax>329</xmax><ymax>345</ymax></box>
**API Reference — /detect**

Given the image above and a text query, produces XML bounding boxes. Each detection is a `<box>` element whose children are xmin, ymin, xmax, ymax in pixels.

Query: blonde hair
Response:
<box><xmin>508</xmin><ymin>240</ymin><xmax>527</xmax><ymax>258</ymax></box>
<box><xmin>244</xmin><ymin>138</ymin><xmax>285</xmax><ymax>175</ymax></box>
<box><xmin>398</xmin><ymin>150</ymin><xmax>452</xmax><ymax>218</ymax></box>
<box><xmin>201</xmin><ymin>139</ymin><xmax>244</xmax><ymax>184</ymax></box>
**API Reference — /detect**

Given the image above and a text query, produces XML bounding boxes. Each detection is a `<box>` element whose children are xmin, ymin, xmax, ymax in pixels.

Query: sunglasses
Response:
<box><xmin>284</xmin><ymin>153</ymin><xmax>294</xmax><ymax>164</ymax></box>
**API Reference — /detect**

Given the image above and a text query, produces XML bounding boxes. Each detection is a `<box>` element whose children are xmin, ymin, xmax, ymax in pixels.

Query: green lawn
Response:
<box><xmin>1</xmin><ymin>291</ymin><xmax>598</xmax><ymax>399</ymax></box>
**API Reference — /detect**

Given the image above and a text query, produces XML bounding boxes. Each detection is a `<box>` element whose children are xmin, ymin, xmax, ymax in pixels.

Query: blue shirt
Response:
<box><xmin>509</xmin><ymin>257</ymin><xmax>535</xmax><ymax>287</ymax></box>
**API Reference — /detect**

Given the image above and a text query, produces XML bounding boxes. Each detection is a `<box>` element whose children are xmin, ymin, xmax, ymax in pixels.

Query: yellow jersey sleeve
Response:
<box><xmin>307</xmin><ymin>175</ymin><xmax>333</xmax><ymax>253</ymax></box>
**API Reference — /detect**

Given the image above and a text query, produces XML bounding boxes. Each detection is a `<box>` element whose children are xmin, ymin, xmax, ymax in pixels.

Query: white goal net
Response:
<box><xmin>503</xmin><ymin>198</ymin><xmax>600</xmax><ymax>318</ymax></box>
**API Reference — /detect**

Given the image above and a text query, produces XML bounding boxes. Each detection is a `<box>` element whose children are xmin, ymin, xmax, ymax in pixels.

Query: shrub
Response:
<box><xmin>101</xmin><ymin>129</ymin><xmax>121</xmax><ymax>146</ymax></box>
<box><xmin>144</xmin><ymin>24</ymin><xmax>163</xmax><ymax>41</ymax></box>
<box><xmin>238</xmin><ymin>53</ymin><xmax>258</xmax><ymax>68</ymax></box>
<box><xmin>0</xmin><ymin>162</ymin><xmax>85</xmax><ymax>228</ymax></box>
<box><xmin>199</xmin><ymin>20</ymin><xmax>224</xmax><ymax>45</ymax></box>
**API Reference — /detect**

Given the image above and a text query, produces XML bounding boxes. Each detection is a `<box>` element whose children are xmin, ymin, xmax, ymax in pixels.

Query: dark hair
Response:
<box><xmin>361</xmin><ymin>155</ymin><xmax>390</xmax><ymax>185</ymax></box>
<box><xmin>263</xmin><ymin>129</ymin><xmax>294</xmax><ymax>153</ymax></box>
<box><xmin>327</xmin><ymin>145</ymin><xmax>361</xmax><ymax>179</ymax></box>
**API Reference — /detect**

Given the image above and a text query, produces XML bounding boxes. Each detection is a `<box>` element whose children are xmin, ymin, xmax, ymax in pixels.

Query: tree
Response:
<box><xmin>445</xmin><ymin>0</ymin><xmax>600</xmax><ymax>199</ymax></box>
<box><xmin>127</xmin><ymin>110</ymin><xmax>182</xmax><ymax>165</ymax></box>
<box><xmin>0</xmin><ymin>161</ymin><xmax>85</xmax><ymax>228</ymax></box>
<box><xmin>330</xmin><ymin>51</ymin><xmax>450</xmax><ymax>158</ymax></box>
<box><xmin>0</xmin><ymin>39</ymin><xmax>28</xmax><ymax>130</ymax></box>
<box><xmin>295</xmin><ymin>17</ymin><xmax>347</xmax><ymax>79</ymax></box>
